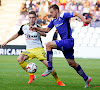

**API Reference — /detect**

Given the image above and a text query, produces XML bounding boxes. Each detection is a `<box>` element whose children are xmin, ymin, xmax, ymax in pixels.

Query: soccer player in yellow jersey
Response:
<box><xmin>1</xmin><ymin>11</ymin><xmax>65</xmax><ymax>86</ymax></box>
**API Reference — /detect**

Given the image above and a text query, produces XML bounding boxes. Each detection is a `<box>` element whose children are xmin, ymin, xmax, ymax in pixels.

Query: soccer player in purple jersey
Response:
<box><xmin>31</xmin><ymin>4</ymin><xmax>92</xmax><ymax>88</ymax></box>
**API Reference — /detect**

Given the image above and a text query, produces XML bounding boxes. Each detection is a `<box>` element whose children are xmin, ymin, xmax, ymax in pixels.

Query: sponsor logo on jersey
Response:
<box><xmin>55</xmin><ymin>23</ymin><xmax>63</xmax><ymax>27</ymax></box>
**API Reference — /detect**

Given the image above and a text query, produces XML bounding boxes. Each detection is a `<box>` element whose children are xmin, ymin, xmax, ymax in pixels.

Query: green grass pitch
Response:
<box><xmin>0</xmin><ymin>55</ymin><xmax>100</xmax><ymax>90</ymax></box>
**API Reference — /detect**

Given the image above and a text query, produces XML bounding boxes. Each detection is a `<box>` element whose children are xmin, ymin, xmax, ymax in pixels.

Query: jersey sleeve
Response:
<box><xmin>48</xmin><ymin>20</ymin><xmax>54</xmax><ymax>29</ymax></box>
<box><xmin>18</xmin><ymin>25</ymin><xmax>24</xmax><ymax>35</ymax></box>
<box><xmin>62</xmin><ymin>12</ymin><xmax>74</xmax><ymax>19</ymax></box>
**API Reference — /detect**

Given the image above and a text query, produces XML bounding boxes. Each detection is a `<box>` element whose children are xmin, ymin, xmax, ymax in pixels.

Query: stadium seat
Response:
<box><xmin>75</xmin><ymin>38</ymin><xmax>83</xmax><ymax>46</ymax></box>
<box><xmin>76</xmin><ymin>21</ymin><xmax>83</xmax><ymax>27</ymax></box>
<box><xmin>88</xmin><ymin>38</ymin><xmax>97</xmax><ymax>46</ymax></box>
<box><xmin>80</xmin><ymin>26</ymin><xmax>88</xmax><ymax>33</ymax></box>
<box><xmin>87</xmin><ymin>27</ymin><xmax>95</xmax><ymax>34</ymax></box>
<box><xmin>90</xmin><ymin>21</ymin><xmax>96</xmax><ymax>27</ymax></box>
<box><xmin>70</xmin><ymin>20</ymin><xmax>77</xmax><ymax>28</ymax></box>
<box><xmin>95</xmin><ymin>27</ymin><xmax>100</xmax><ymax>33</ymax></box>
<box><xmin>85</xmin><ymin>32</ymin><xmax>92</xmax><ymax>39</ymax></box>
<box><xmin>95</xmin><ymin>21</ymin><xmax>100</xmax><ymax>27</ymax></box>
<box><xmin>78</xmin><ymin>32</ymin><xmax>85</xmax><ymax>39</ymax></box>
<box><xmin>72</xmin><ymin>32</ymin><xmax>79</xmax><ymax>39</ymax></box>
<box><xmin>74</xmin><ymin>27</ymin><xmax>81</xmax><ymax>33</ymax></box>
<box><xmin>82</xmin><ymin>38</ymin><xmax>90</xmax><ymax>46</ymax></box>
<box><xmin>95</xmin><ymin>39</ymin><xmax>100</xmax><ymax>46</ymax></box>
<box><xmin>92</xmin><ymin>33</ymin><xmax>100</xmax><ymax>39</ymax></box>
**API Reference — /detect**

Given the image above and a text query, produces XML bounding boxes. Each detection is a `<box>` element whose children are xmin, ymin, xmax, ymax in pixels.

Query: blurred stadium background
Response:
<box><xmin>0</xmin><ymin>0</ymin><xmax>100</xmax><ymax>58</ymax></box>
<box><xmin>0</xmin><ymin>0</ymin><xmax>100</xmax><ymax>89</ymax></box>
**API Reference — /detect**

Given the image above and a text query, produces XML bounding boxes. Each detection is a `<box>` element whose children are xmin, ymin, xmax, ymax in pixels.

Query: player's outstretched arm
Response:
<box><xmin>73</xmin><ymin>12</ymin><xmax>91</xmax><ymax>24</ymax></box>
<box><xmin>31</xmin><ymin>26</ymin><xmax>51</xmax><ymax>33</ymax></box>
<box><xmin>37</xmin><ymin>31</ymin><xmax>46</xmax><ymax>37</ymax></box>
<box><xmin>1</xmin><ymin>33</ymin><xmax>19</xmax><ymax>48</ymax></box>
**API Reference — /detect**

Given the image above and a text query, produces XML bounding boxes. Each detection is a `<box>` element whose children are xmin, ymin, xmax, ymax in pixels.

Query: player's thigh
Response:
<box><xmin>21</xmin><ymin>49</ymin><xmax>35</xmax><ymax>61</ymax></box>
<box><xmin>46</xmin><ymin>41</ymin><xmax>57</xmax><ymax>49</ymax></box>
<box><xmin>63</xmin><ymin>47</ymin><xmax>74</xmax><ymax>59</ymax></box>
<box><xmin>35</xmin><ymin>47</ymin><xmax>47</xmax><ymax>60</ymax></box>
<box><xmin>55</xmin><ymin>39</ymin><xmax>74</xmax><ymax>51</ymax></box>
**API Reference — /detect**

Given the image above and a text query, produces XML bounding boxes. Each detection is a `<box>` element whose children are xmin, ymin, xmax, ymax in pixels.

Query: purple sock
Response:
<box><xmin>47</xmin><ymin>51</ymin><xmax>53</xmax><ymax>70</ymax></box>
<box><xmin>75</xmin><ymin>65</ymin><xmax>88</xmax><ymax>81</ymax></box>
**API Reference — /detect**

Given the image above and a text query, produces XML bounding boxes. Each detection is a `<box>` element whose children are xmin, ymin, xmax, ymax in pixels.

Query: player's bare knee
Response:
<box><xmin>46</xmin><ymin>42</ymin><xmax>53</xmax><ymax>50</ymax></box>
<box><xmin>17</xmin><ymin>57</ymin><xmax>21</xmax><ymax>63</ymax></box>
<box><xmin>68</xmin><ymin>62</ymin><xmax>73</xmax><ymax>67</ymax></box>
<box><xmin>17</xmin><ymin>57</ymin><xmax>23</xmax><ymax>63</ymax></box>
<box><xmin>46</xmin><ymin>42</ymin><xmax>51</xmax><ymax>47</ymax></box>
<box><xmin>68</xmin><ymin>61</ymin><xmax>75</xmax><ymax>68</ymax></box>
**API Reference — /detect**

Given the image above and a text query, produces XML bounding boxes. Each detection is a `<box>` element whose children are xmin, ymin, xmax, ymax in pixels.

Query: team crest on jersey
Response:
<box><xmin>55</xmin><ymin>23</ymin><xmax>63</xmax><ymax>27</ymax></box>
<box><xmin>58</xmin><ymin>17</ymin><xmax>61</xmax><ymax>21</ymax></box>
<box><xmin>56</xmin><ymin>40</ymin><xmax>60</xmax><ymax>43</ymax></box>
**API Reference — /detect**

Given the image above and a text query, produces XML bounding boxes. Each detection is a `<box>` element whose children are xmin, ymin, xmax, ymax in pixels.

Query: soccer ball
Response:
<box><xmin>26</xmin><ymin>62</ymin><xmax>37</xmax><ymax>73</ymax></box>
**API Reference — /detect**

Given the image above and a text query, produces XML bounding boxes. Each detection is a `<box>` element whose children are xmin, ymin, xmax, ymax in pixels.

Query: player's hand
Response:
<box><xmin>29</xmin><ymin>25</ymin><xmax>37</xmax><ymax>31</ymax></box>
<box><xmin>1</xmin><ymin>42</ymin><xmax>7</xmax><ymax>48</ymax></box>
<box><xmin>85</xmin><ymin>19</ymin><xmax>91</xmax><ymax>24</ymax></box>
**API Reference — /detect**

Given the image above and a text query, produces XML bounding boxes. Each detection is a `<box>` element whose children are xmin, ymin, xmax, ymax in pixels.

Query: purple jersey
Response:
<box><xmin>48</xmin><ymin>12</ymin><xmax>74</xmax><ymax>40</ymax></box>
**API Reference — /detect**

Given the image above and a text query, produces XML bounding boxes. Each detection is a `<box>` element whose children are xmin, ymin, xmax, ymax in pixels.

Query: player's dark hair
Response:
<box><xmin>29</xmin><ymin>11</ymin><xmax>36</xmax><ymax>17</ymax></box>
<box><xmin>49</xmin><ymin>4</ymin><xmax>59</xmax><ymax>11</ymax></box>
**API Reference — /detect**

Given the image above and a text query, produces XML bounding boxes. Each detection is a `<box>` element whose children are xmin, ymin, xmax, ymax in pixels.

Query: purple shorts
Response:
<box><xmin>55</xmin><ymin>38</ymin><xmax>74</xmax><ymax>59</ymax></box>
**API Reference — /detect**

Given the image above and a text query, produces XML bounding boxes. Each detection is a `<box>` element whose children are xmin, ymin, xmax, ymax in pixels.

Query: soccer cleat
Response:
<box><xmin>42</xmin><ymin>68</ymin><xmax>55</xmax><ymax>77</ymax></box>
<box><xmin>57</xmin><ymin>81</ymin><xmax>65</xmax><ymax>86</ymax></box>
<box><xmin>28</xmin><ymin>74</ymin><xmax>36</xmax><ymax>84</ymax></box>
<box><xmin>84</xmin><ymin>77</ymin><xmax>92</xmax><ymax>88</ymax></box>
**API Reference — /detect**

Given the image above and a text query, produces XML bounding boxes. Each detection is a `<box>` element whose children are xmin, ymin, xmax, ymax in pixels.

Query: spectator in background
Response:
<box><xmin>38</xmin><ymin>1</ymin><xmax>47</xmax><ymax>18</ymax></box>
<box><xmin>83</xmin><ymin>1</ymin><xmax>90</xmax><ymax>14</ymax></box>
<box><xmin>31</xmin><ymin>5</ymin><xmax>36</xmax><ymax>12</ymax></box>
<box><xmin>42</xmin><ymin>16</ymin><xmax>48</xmax><ymax>25</ymax></box>
<box><xmin>36</xmin><ymin>0</ymin><xmax>41</xmax><ymax>5</ymax></box>
<box><xmin>37</xmin><ymin>15</ymin><xmax>43</xmax><ymax>25</ymax></box>
<box><xmin>18</xmin><ymin>2</ymin><xmax>28</xmax><ymax>26</ymax></box>
<box><xmin>94</xmin><ymin>0</ymin><xmax>100</xmax><ymax>12</ymax></box>
<box><xmin>51</xmin><ymin>0</ymin><xmax>57</xmax><ymax>5</ymax></box>
<box><xmin>32</xmin><ymin>0</ymin><xmax>37</xmax><ymax>5</ymax></box>
<box><xmin>25</xmin><ymin>0</ymin><xmax>31</xmax><ymax>11</ymax></box>
<box><xmin>20</xmin><ymin>3</ymin><xmax>27</xmax><ymax>16</ymax></box>
<box><xmin>59</xmin><ymin>0</ymin><xmax>67</xmax><ymax>9</ymax></box>
<box><xmin>35</xmin><ymin>3</ymin><xmax>39</xmax><ymax>13</ymax></box>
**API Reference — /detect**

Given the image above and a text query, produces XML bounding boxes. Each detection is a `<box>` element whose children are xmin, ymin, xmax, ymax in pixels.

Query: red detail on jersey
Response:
<box><xmin>26</xmin><ymin>39</ymin><xmax>37</xmax><ymax>40</ymax></box>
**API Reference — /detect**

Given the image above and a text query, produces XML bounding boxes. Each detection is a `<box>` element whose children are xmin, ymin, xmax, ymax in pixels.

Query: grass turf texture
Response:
<box><xmin>0</xmin><ymin>55</ymin><xmax>100</xmax><ymax>90</ymax></box>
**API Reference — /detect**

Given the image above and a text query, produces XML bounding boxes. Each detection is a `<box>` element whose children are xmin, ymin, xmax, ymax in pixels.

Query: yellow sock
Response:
<box><xmin>51</xmin><ymin>70</ymin><xmax>60</xmax><ymax>83</ymax></box>
<box><xmin>19</xmin><ymin>61</ymin><xmax>33</xmax><ymax>75</ymax></box>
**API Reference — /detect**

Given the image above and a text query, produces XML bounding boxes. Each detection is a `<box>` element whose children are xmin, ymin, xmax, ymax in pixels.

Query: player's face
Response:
<box><xmin>49</xmin><ymin>8</ymin><xmax>58</xmax><ymax>18</ymax></box>
<box><xmin>29</xmin><ymin>14</ymin><xmax>36</xmax><ymax>25</ymax></box>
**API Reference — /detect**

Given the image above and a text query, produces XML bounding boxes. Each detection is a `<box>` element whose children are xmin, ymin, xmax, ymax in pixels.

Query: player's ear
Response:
<box><xmin>35</xmin><ymin>16</ymin><xmax>37</xmax><ymax>21</ymax></box>
<box><xmin>56</xmin><ymin>9</ymin><xmax>59</xmax><ymax>13</ymax></box>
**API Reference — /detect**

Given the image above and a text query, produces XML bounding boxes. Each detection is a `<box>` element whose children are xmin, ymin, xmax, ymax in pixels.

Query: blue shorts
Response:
<box><xmin>55</xmin><ymin>38</ymin><xmax>74</xmax><ymax>59</ymax></box>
